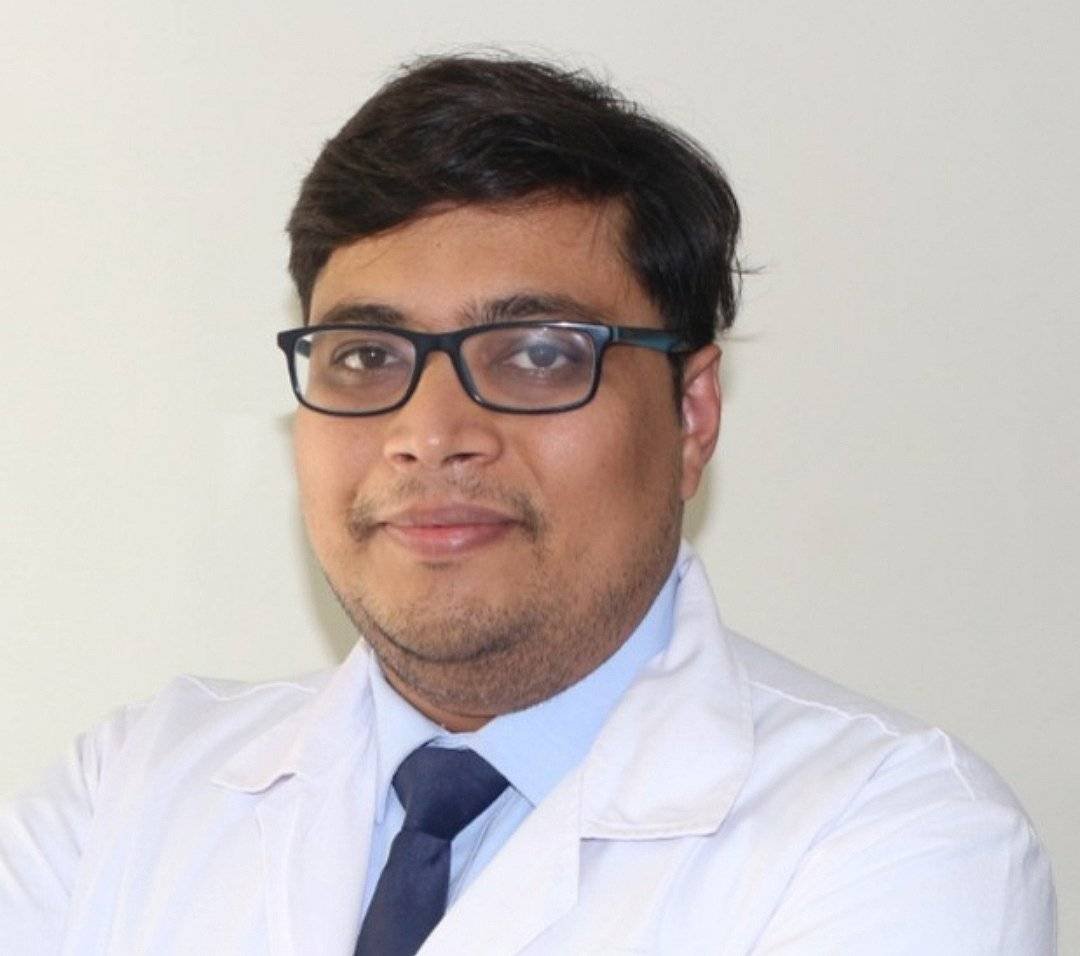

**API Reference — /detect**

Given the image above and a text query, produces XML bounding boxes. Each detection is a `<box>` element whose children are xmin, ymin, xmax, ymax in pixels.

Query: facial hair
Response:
<box><xmin>329</xmin><ymin>471</ymin><xmax>682</xmax><ymax>719</ymax></box>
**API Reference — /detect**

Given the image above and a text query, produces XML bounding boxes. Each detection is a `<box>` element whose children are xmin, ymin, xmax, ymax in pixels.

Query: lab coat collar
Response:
<box><xmin>576</xmin><ymin>544</ymin><xmax>755</xmax><ymax>840</ymax></box>
<box><xmin>212</xmin><ymin>639</ymin><xmax>378</xmax><ymax>794</ymax></box>
<box><xmin>212</xmin><ymin>542</ymin><xmax>754</xmax><ymax>842</ymax></box>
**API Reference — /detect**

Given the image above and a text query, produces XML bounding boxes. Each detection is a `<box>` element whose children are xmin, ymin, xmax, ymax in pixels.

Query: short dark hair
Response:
<box><xmin>287</xmin><ymin>54</ymin><xmax>742</xmax><ymax>345</ymax></box>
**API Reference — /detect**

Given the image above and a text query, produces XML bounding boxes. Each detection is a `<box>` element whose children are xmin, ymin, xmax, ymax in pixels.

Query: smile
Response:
<box><xmin>379</xmin><ymin>505</ymin><xmax>519</xmax><ymax>559</ymax></box>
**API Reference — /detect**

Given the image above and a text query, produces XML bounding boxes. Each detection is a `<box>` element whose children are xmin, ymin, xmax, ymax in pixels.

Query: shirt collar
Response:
<box><xmin>368</xmin><ymin>663</ymin><xmax>444</xmax><ymax>821</ymax></box>
<box><xmin>369</xmin><ymin>565</ymin><xmax>678</xmax><ymax>813</ymax></box>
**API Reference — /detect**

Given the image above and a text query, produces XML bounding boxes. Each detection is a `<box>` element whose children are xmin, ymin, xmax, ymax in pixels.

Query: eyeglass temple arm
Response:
<box><xmin>609</xmin><ymin>326</ymin><xmax>694</xmax><ymax>353</ymax></box>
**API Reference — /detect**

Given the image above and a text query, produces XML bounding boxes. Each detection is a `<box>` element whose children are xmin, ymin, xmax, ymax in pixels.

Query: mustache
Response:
<box><xmin>347</xmin><ymin>475</ymin><xmax>546</xmax><ymax>543</ymax></box>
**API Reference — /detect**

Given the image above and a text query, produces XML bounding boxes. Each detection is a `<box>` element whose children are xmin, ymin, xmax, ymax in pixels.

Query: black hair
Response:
<box><xmin>287</xmin><ymin>53</ymin><xmax>742</xmax><ymax>345</ymax></box>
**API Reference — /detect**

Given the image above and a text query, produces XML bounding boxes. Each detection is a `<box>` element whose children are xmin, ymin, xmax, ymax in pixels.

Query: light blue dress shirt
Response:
<box><xmin>360</xmin><ymin>566</ymin><xmax>678</xmax><ymax>916</ymax></box>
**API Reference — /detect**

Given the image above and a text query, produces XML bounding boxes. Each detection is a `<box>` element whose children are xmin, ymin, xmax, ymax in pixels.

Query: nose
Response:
<box><xmin>382</xmin><ymin>351</ymin><xmax>503</xmax><ymax>470</ymax></box>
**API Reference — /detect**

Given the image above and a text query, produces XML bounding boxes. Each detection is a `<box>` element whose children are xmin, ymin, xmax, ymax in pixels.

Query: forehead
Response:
<box><xmin>308</xmin><ymin>199</ymin><xmax>658</xmax><ymax>329</ymax></box>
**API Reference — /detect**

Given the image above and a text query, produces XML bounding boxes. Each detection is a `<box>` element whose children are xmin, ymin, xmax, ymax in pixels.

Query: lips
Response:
<box><xmin>378</xmin><ymin>504</ymin><xmax>519</xmax><ymax>558</ymax></box>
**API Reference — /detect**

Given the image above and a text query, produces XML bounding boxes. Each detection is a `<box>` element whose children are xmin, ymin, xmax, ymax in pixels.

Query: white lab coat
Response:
<box><xmin>1</xmin><ymin>549</ymin><xmax>1056</xmax><ymax>954</ymax></box>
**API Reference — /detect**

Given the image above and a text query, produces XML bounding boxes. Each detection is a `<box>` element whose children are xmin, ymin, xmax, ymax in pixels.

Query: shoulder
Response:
<box><xmin>670</xmin><ymin>548</ymin><xmax>1039</xmax><ymax>829</ymax></box>
<box><xmin>0</xmin><ymin>667</ymin><xmax>335</xmax><ymax>952</ymax></box>
<box><xmin>75</xmin><ymin>668</ymin><xmax>334</xmax><ymax>792</ymax></box>
<box><xmin>136</xmin><ymin>667</ymin><xmax>329</xmax><ymax>731</ymax></box>
<box><xmin>724</xmin><ymin>631</ymin><xmax>1056</xmax><ymax>952</ymax></box>
<box><xmin>730</xmin><ymin>629</ymin><xmax>1022</xmax><ymax>805</ymax></box>
<box><xmin>145</xmin><ymin>669</ymin><xmax>331</xmax><ymax>729</ymax></box>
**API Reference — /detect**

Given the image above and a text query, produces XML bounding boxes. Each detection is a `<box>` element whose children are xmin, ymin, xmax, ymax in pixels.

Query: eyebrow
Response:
<box><xmin>473</xmin><ymin>293</ymin><xmax>608</xmax><ymax>326</ymax></box>
<box><xmin>313</xmin><ymin>302</ymin><xmax>406</xmax><ymax>327</ymax></box>
<box><xmin>312</xmin><ymin>291</ymin><xmax>609</xmax><ymax>330</ymax></box>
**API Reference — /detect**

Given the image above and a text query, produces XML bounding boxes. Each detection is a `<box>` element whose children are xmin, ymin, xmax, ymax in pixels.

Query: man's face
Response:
<box><xmin>295</xmin><ymin>198</ymin><xmax>720</xmax><ymax>728</ymax></box>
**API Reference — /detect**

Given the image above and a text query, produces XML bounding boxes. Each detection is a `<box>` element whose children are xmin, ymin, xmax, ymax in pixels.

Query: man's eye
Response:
<box><xmin>506</xmin><ymin>342</ymin><xmax>571</xmax><ymax>371</ymax></box>
<box><xmin>334</xmin><ymin>344</ymin><xmax>403</xmax><ymax>370</ymax></box>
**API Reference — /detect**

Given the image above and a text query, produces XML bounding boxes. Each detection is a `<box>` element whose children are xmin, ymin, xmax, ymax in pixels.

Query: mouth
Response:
<box><xmin>377</xmin><ymin>504</ymin><xmax>520</xmax><ymax>559</ymax></box>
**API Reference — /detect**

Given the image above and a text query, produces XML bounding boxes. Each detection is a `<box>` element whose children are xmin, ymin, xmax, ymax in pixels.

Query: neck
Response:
<box><xmin>381</xmin><ymin>664</ymin><xmax>494</xmax><ymax>732</ymax></box>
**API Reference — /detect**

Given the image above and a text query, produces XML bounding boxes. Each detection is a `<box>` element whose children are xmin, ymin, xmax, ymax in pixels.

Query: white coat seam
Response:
<box><xmin>936</xmin><ymin>728</ymin><xmax>978</xmax><ymax>801</ymax></box>
<box><xmin>747</xmin><ymin>679</ymin><xmax>903</xmax><ymax>739</ymax></box>
<box><xmin>750</xmin><ymin>680</ymin><xmax>981</xmax><ymax>805</ymax></box>
<box><xmin>178</xmin><ymin>674</ymin><xmax>319</xmax><ymax>702</ymax></box>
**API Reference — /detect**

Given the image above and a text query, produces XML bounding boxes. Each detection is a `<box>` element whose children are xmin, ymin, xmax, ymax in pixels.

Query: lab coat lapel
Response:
<box><xmin>258</xmin><ymin>749</ymin><xmax>378</xmax><ymax>956</ymax></box>
<box><xmin>214</xmin><ymin>642</ymin><xmax>381</xmax><ymax>956</ymax></box>
<box><xmin>580</xmin><ymin>550</ymin><xmax>754</xmax><ymax>839</ymax></box>
<box><xmin>420</xmin><ymin>772</ymin><xmax>581</xmax><ymax>955</ymax></box>
<box><xmin>421</xmin><ymin>547</ymin><xmax>753</xmax><ymax>954</ymax></box>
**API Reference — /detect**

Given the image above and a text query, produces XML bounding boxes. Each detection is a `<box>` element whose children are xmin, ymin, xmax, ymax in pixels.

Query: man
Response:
<box><xmin>1</xmin><ymin>54</ymin><xmax>1055</xmax><ymax>954</ymax></box>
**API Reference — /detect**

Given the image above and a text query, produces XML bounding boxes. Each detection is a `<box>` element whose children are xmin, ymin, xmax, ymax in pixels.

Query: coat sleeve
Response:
<box><xmin>0</xmin><ymin>705</ymin><xmax>138</xmax><ymax>954</ymax></box>
<box><xmin>751</xmin><ymin>782</ymin><xmax>1057</xmax><ymax>954</ymax></box>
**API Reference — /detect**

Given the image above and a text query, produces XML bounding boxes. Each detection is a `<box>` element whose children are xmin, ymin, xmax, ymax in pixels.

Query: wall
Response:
<box><xmin>2</xmin><ymin>1</ymin><xmax>1076</xmax><ymax>947</ymax></box>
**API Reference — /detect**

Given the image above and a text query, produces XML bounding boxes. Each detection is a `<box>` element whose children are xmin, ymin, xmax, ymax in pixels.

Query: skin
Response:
<box><xmin>294</xmin><ymin>198</ymin><xmax>721</xmax><ymax>731</ymax></box>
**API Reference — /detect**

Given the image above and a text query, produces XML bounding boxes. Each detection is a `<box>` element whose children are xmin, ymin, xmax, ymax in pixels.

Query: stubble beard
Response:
<box><xmin>327</xmin><ymin>477</ymin><xmax>683</xmax><ymax>719</ymax></box>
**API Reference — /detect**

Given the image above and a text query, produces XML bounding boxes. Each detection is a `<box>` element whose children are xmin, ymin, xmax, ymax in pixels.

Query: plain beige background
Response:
<box><xmin>2</xmin><ymin>1</ymin><xmax>1077</xmax><ymax>949</ymax></box>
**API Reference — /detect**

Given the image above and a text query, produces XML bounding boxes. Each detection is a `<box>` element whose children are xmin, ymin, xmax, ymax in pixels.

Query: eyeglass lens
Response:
<box><xmin>294</xmin><ymin>325</ymin><xmax>598</xmax><ymax>413</ymax></box>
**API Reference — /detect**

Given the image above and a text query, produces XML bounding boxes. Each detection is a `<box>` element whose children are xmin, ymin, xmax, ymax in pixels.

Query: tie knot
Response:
<box><xmin>392</xmin><ymin>747</ymin><xmax>509</xmax><ymax>841</ymax></box>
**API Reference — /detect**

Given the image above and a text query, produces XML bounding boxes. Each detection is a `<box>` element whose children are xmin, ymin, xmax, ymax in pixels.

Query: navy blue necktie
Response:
<box><xmin>354</xmin><ymin>747</ymin><xmax>509</xmax><ymax>956</ymax></box>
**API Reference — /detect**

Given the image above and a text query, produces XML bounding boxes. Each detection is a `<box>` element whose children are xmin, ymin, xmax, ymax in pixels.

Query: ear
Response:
<box><xmin>678</xmin><ymin>344</ymin><xmax>722</xmax><ymax>501</ymax></box>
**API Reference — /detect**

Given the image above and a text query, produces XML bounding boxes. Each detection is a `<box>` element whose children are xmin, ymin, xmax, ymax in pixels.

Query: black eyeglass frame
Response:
<box><xmin>276</xmin><ymin>320</ymin><xmax>694</xmax><ymax>416</ymax></box>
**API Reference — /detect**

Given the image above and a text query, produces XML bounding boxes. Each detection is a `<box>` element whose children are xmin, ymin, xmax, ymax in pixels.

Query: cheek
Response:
<box><xmin>529</xmin><ymin>399</ymin><xmax>679</xmax><ymax>536</ymax></box>
<box><xmin>293</xmin><ymin>416</ymin><xmax>374</xmax><ymax>535</ymax></box>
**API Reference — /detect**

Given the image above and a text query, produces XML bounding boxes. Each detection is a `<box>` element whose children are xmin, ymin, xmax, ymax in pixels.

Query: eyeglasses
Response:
<box><xmin>276</xmin><ymin>320</ymin><xmax>691</xmax><ymax>416</ymax></box>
